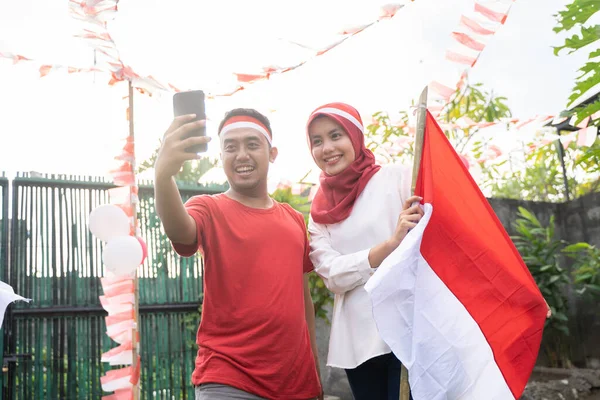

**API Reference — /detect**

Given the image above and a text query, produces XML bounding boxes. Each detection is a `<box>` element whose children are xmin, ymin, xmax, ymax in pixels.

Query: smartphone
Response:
<box><xmin>173</xmin><ymin>90</ymin><xmax>207</xmax><ymax>153</ymax></box>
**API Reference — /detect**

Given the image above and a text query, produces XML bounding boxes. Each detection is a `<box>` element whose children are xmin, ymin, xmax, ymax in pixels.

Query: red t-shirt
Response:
<box><xmin>172</xmin><ymin>194</ymin><xmax>321</xmax><ymax>399</ymax></box>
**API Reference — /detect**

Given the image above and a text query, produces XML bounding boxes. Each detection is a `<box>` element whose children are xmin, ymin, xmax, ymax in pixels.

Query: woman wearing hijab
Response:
<box><xmin>306</xmin><ymin>102</ymin><xmax>422</xmax><ymax>400</ymax></box>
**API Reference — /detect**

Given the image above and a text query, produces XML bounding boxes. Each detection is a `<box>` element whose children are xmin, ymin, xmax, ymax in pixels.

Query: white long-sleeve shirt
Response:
<box><xmin>308</xmin><ymin>164</ymin><xmax>413</xmax><ymax>369</ymax></box>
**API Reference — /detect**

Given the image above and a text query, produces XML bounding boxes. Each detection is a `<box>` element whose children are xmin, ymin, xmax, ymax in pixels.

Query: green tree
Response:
<box><xmin>443</xmin><ymin>83</ymin><xmax>512</xmax><ymax>126</ymax></box>
<box><xmin>553</xmin><ymin>0</ymin><xmax>600</xmax><ymax>126</ymax></box>
<box><xmin>481</xmin><ymin>137</ymin><xmax>600</xmax><ymax>201</ymax></box>
<box><xmin>368</xmin><ymin>80</ymin><xmax>600</xmax><ymax>202</ymax></box>
<box><xmin>552</xmin><ymin>0</ymin><xmax>600</xmax><ymax>199</ymax></box>
<box><xmin>367</xmin><ymin>82</ymin><xmax>520</xmax><ymax>200</ymax></box>
<box><xmin>366</xmin><ymin>82</ymin><xmax>513</xmax><ymax>166</ymax></box>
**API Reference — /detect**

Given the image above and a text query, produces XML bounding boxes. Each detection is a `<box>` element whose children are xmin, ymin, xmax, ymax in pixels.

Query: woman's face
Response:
<box><xmin>308</xmin><ymin>117</ymin><xmax>356</xmax><ymax>176</ymax></box>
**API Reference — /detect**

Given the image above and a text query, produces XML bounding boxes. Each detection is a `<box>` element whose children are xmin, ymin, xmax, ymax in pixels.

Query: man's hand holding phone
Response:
<box><xmin>155</xmin><ymin>89</ymin><xmax>210</xmax><ymax>182</ymax></box>
<box><xmin>154</xmin><ymin>115</ymin><xmax>211</xmax><ymax>182</ymax></box>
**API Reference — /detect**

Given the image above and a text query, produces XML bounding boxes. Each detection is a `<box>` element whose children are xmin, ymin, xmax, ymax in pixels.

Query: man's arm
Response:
<box><xmin>303</xmin><ymin>274</ymin><xmax>323</xmax><ymax>399</ymax></box>
<box><xmin>154</xmin><ymin>175</ymin><xmax>197</xmax><ymax>245</ymax></box>
<box><xmin>154</xmin><ymin>115</ymin><xmax>210</xmax><ymax>245</ymax></box>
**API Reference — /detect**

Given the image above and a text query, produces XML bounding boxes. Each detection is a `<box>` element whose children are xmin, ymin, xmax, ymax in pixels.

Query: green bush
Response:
<box><xmin>511</xmin><ymin>207</ymin><xmax>572</xmax><ymax>367</ymax></box>
<box><xmin>564</xmin><ymin>242</ymin><xmax>600</xmax><ymax>297</ymax></box>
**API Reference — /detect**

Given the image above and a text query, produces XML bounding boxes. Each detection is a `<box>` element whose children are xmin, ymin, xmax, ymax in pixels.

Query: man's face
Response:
<box><xmin>220</xmin><ymin>128</ymin><xmax>277</xmax><ymax>195</ymax></box>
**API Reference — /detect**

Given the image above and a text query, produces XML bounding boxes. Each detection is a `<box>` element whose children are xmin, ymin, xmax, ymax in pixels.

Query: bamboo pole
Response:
<box><xmin>411</xmin><ymin>86</ymin><xmax>428</xmax><ymax>193</ymax></box>
<box><xmin>128</xmin><ymin>80</ymin><xmax>140</xmax><ymax>400</ymax></box>
<box><xmin>400</xmin><ymin>85</ymin><xmax>428</xmax><ymax>400</ymax></box>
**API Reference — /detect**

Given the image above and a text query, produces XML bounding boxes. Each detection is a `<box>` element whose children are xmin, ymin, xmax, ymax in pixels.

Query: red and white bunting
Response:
<box><xmin>100</xmin><ymin>295</ymin><xmax>134</xmax><ymax>315</ymax></box>
<box><xmin>213</xmin><ymin>3</ymin><xmax>408</xmax><ymax>96</ymax></box>
<box><xmin>101</xmin><ymin>388</ymin><xmax>133</xmax><ymax>400</ymax></box>
<box><xmin>101</xmin><ymin>278</ymin><xmax>134</xmax><ymax>297</ymax></box>
<box><xmin>0</xmin><ymin>51</ymin><xmax>31</xmax><ymax>64</ymax></box>
<box><xmin>577</xmin><ymin>126</ymin><xmax>599</xmax><ymax>147</ymax></box>
<box><xmin>102</xmin><ymin>340</ymin><xmax>134</xmax><ymax>366</ymax></box>
<box><xmin>428</xmin><ymin>0</ymin><xmax>516</xmax><ymax>114</ymax></box>
<box><xmin>100</xmin><ymin>366</ymin><xmax>134</xmax><ymax>392</ymax></box>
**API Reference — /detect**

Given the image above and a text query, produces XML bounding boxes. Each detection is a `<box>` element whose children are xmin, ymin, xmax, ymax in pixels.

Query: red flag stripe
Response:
<box><xmin>416</xmin><ymin>112</ymin><xmax>547</xmax><ymax>397</ymax></box>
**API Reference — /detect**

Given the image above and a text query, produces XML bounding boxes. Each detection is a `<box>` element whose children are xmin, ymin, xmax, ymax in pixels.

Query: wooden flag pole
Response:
<box><xmin>128</xmin><ymin>80</ymin><xmax>140</xmax><ymax>400</ymax></box>
<box><xmin>411</xmin><ymin>86</ymin><xmax>428</xmax><ymax>193</ymax></box>
<box><xmin>400</xmin><ymin>85</ymin><xmax>428</xmax><ymax>400</ymax></box>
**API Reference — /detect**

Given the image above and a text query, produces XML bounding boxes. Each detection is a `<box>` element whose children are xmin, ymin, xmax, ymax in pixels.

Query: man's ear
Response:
<box><xmin>269</xmin><ymin>146</ymin><xmax>278</xmax><ymax>163</ymax></box>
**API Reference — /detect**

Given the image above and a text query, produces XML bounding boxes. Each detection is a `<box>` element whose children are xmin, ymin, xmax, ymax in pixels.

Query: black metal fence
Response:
<box><xmin>2</xmin><ymin>173</ymin><xmax>226</xmax><ymax>399</ymax></box>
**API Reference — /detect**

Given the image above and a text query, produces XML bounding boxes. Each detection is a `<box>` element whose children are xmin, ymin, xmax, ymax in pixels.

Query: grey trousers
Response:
<box><xmin>195</xmin><ymin>383</ymin><xmax>318</xmax><ymax>400</ymax></box>
<box><xmin>195</xmin><ymin>384</ymin><xmax>266</xmax><ymax>400</ymax></box>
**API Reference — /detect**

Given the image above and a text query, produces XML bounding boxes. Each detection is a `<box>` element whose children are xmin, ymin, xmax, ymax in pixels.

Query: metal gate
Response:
<box><xmin>3</xmin><ymin>173</ymin><xmax>225</xmax><ymax>399</ymax></box>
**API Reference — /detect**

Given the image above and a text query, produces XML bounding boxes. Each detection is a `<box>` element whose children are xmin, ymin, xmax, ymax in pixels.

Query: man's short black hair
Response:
<box><xmin>218</xmin><ymin>108</ymin><xmax>273</xmax><ymax>139</ymax></box>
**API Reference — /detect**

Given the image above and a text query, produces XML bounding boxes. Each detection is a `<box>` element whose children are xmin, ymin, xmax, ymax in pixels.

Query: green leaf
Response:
<box><xmin>572</xmin><ymin>100</ymin><xmax>600</xmax><ymax>125</ymax></box>
<box><xmin>576</xmin><ymin>61</ymin><xmax>600</xmax><ymax>76</ymax></box>
<box><xmin>549</xmin><ymin>275</ymin><xmax>561</xmax><ymax>284</ymax></box>
<box><xmin>586</xmin><ymin>284</ymin><xmax>600</xmax><ymax>293</ymax></box>
<box><xmin>540</xmin><ymin>265</ymin><xmax>555</xmax><ymax>272</ymax></box>
<box><xmin>563</xmin><ymin>242</ymin><xmax>592</xmax><ymax>252</ymax></box>
<box><xmin>517</xmin><ymin>207</ymin><xmax>541</xmax><ymax>226</ymax></box>
<box><xmin>553</xmin><ymin>312</ymin><xmax>569</xmax><ymax>322</ymax></box>
<box><xmin>574</xmin><ymin>273</ymin><xmax>594</xmax><ymax>282</ymax></box>
<box><xmin>576</xmin><ymin>147</ymin><xmax>600</xmax><ymax>167</ymax></box>
<box><xmin>554</xmin><ymin>25</ymin><xmax>600</xmax><ymax>56</ymax></box>
<box><xmin>553</xmin><ymin>0</ymin><xmax>600</xmax><ymax>33</ymax></box>
<box><xmin>568</xmin><ymin>70</ymin><xmax>600</xmax><ymax>106</ymax></box>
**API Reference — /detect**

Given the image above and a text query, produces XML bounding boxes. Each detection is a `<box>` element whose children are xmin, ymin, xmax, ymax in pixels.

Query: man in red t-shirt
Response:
<box><xmin>154</xmin><ymin>108</ymin><xmax>322</xmax><ymax>400</ymax></box>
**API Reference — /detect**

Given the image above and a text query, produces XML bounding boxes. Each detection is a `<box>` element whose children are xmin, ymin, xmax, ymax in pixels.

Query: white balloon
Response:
<box><xmin>103</xmin><ymin>236</ymin><xmax>143</xmax><ymax>275</ymax></box>
<box><xmin>89</xmin><ymin>205</ymin><xmax>130</xmax><ymax>242</ymax></box>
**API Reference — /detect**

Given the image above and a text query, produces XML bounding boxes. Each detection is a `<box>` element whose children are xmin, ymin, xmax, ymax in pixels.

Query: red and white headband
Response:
<box><xmin>219</xmin><ymin>115</ymin><xmax>272</xmax><ymax>145</ymax></box>
<box><xmin>309</xmin><ymin>104</ymin><xmax>364</xmax><ymax>133</ymax></box>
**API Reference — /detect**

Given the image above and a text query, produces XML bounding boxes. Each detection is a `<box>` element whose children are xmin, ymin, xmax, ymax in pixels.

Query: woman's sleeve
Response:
<box><xmin>308</xmin><ymin>218</ymin><xmax>374</xmax><ymax>295</ymax></box>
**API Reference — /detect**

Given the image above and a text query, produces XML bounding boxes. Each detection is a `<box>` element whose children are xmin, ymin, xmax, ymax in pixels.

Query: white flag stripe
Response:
<box><xmin>365</xmin><ymin>204</ymin><xmax>514</xmax><ymax>400</ymax></box>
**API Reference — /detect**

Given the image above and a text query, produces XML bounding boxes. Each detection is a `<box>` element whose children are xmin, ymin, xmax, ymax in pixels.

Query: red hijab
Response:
<box><xmin>307</xmin><ymin>102</ymin><xmax>381</xmax><ymax>225</ymax></box>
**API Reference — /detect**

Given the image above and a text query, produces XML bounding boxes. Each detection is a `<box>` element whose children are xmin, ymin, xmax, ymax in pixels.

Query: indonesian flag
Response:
<box><xmin>365</xmin><ymin>111</ymin><xmax>547</xmax><ymax>400</ymax></box>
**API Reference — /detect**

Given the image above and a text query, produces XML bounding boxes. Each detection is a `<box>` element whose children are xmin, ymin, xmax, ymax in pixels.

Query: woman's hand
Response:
<box><xmin>368</xmin><ymin>195</ymin><xmax>425</xmax><ymax>269</ymax></box>
<box><xmin>544</xmin><ymin>298</ymin><xmax>552</xmax><ymax>318</ymax></box>
<box><xmin>389</xmin><ymin>195</ymin><xmax>424</xmax><ymax>247</ymax></box>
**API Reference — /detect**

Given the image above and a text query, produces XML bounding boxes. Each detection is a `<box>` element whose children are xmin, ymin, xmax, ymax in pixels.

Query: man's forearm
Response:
<box><xmin>154</xmin><ymin>175</ymin><xmax>196</xmax><ymax>245</ymax></box>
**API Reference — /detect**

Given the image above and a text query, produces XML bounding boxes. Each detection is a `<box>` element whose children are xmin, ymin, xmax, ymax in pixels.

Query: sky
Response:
<box><xmin>0</xmin><ymin>0</ymin><xmax>593</xmax><ymax>186</ymax></box>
